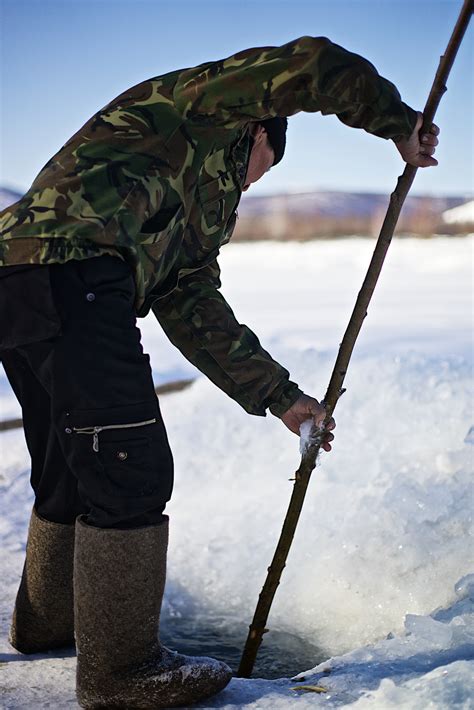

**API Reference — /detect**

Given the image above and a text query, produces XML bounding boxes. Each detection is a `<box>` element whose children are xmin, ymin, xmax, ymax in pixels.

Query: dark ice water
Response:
<box><xmin>160</xmin><ymin>611</ymin><xmax>327</xmax><ymax>680</ymax></box>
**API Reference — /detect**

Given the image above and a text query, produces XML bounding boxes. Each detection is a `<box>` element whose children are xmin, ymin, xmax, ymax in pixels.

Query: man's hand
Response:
<box><xmin>281</xmin><ymin>394</ymin><xmax>336</xmax><ymax>451</ymax></box>
<box><xmin>395</xmin><ymin>111</ymin><xmax>440</xmax><ymax>168</ymax></box>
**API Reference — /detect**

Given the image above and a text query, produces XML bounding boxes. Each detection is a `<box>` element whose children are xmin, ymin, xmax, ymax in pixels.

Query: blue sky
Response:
<box><xmin>1</xmin><ymin>0</ymin><xmax>472</xmax><ymax>197</ymax></box>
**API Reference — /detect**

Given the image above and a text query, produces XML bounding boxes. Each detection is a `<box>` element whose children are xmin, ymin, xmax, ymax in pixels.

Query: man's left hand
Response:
<box><xmin>281</xmin><ymin>394</ymin><xmax>336</xmax><ymax>451</ymax></box>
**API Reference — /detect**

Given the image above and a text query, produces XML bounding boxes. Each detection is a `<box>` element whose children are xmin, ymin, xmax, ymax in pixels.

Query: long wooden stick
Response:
<box><xmin>237</xmin><ymin>0</ymin><xmax>473</xmax><ymax>678</ymax></box>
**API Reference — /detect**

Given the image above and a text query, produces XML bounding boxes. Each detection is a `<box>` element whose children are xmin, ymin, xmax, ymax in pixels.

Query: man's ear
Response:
<box><xmin>249</xmin><ymin>123</ymin><xmax>267</xmax><ymax>145</ymax></box>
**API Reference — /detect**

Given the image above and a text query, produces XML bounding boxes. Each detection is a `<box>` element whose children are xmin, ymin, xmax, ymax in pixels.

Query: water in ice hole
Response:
<box><xmin>160</xmin><ymin>611</ymin><xmax>326</xmax><ymax>679</ymax></box>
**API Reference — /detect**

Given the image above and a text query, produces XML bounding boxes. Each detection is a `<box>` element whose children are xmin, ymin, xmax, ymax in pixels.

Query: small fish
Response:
<box><xmin>291</xmin><ymin>684</ymin><xmax>328</xmax><ymax>694</ymax></box>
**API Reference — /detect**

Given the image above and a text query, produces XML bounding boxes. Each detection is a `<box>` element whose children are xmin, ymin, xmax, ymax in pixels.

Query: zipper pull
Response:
<box><xmin>93</xmin><ymin>428</ymin><xmax>101</xmax><ymax>452</ymax></box>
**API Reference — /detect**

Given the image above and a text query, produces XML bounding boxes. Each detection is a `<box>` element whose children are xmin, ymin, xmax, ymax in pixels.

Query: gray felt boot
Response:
<box><xmin>74</xmin><ymin>516</ymin><xmax>232</xmax><ymax>709</ymax></box>
<box><xmin>10</xmin><ymin>507</ymin><xmax>75</xmax><ymax>654</ymax></box>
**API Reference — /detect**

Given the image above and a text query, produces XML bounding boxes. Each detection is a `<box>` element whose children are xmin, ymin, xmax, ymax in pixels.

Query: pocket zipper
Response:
<box><xmin>73</xmin><ymin>418</ymin><xmax>157</xmax><ymax>452</ymax></box>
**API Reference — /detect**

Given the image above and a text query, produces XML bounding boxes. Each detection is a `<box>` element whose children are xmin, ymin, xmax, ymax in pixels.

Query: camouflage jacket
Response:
<box><xmin>0</xmin><ymin>36</ymin><xmax>417</xmax><ymax>417</ymax></box>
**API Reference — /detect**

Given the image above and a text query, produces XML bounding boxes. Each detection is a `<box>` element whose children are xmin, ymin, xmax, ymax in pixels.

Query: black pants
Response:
<box><xmin>0</xmin><ymin>256</ymin><xmax>173</xmax><ymax>528</ymax></box>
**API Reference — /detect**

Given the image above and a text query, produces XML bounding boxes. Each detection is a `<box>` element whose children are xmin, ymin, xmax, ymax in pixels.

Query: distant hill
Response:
<box><xmin>0</xmin><ymin>187</ymin><xmax>22</xmax><ymax>211</ymax></box>
<box><xmin>1</xmin><ymin>185</ymin><xmax>471</xmax><ymax>237</ymax></box>
<box><xmin>235</xmin><ymin>191</ymin><xmax>472</xmax><ymax>239</ymax></box>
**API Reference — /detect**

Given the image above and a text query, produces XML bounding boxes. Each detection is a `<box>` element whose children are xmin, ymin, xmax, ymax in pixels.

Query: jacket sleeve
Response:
<box><xmin>151</xmin><ymin>259</ymin><xmax>303</xmax><ymax>417</ymax></box>
<box><xmin>174</xmin><ymin>35</ymin><xmax>417</xmax><ymax>141</ymax></box>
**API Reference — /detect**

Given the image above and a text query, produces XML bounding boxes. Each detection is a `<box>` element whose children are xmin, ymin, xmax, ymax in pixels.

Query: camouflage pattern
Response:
<box><xmin>0</xmin><ymin>36</ymin><xmax>417</xmax><ymax>417</ymax></box>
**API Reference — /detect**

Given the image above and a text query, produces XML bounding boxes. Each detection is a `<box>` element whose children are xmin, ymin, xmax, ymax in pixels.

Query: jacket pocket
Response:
<box><xmin>137</xmin><ymin>204</ymin><xmax>184</xmax><ymax>246</ymax></box>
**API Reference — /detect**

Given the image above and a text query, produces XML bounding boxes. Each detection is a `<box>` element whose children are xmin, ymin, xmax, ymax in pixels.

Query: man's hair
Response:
<box><xmin>260</xmin><ymin>117</ymin><xmax>288</xmax><ymax>165</ymax></box>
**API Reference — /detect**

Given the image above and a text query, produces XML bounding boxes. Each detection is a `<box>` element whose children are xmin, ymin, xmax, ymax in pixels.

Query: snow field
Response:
<box><xmin>0</xmin><ymin>236</ymin><xmax>472</xmax><ymax>707</ymax></box>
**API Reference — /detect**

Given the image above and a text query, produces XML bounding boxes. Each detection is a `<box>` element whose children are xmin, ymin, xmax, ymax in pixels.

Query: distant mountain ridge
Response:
<box><xmin>0</xmin><ymin>187</ymin><xmax>23</xmax><ymax>211</ymax></box>
<box><xmin>236</xmin><ymin>191</ymin><xmax>471</xmax><ymax>238</ymax></box>
<box><xmin>1</xmin><ymin>185</ymin><xmax>471</xmax><ymax>238</ymax></box>
<box><xmin>239</xmin><ymin>191</ymin><xmax>464</xmax><ymax>218</ymax></box>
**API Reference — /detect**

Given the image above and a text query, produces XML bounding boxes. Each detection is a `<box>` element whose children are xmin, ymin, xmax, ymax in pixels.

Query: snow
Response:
<box><xmin>0</xmin><ymin>236</ymin><xmax>473</xmax><ymax>708</ymax></box>
<box><xmin>299</xmin><ymin>418</ymin><xmax>325</xmax><ymax>456</ymax></box>
<box><xmin>299</xmin><ymin>419</ymin><xmax>318</xmax><ymax>454</ymax></box>
<box><xmin>442</xmin><ymin>201</ymin><xmax>474</xmax><ymax>225</ymax></box>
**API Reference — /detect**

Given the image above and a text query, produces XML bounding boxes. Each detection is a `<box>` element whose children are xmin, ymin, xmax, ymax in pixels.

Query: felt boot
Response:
<box><xmin>74</xmin><ymin>516</ymin><xmax>232</xmax><ymax>709</ymax></box>
<box><xmin>10</xmin><ymin>507</ymin><xmax>75</xmax><ymax>654</ymax></box>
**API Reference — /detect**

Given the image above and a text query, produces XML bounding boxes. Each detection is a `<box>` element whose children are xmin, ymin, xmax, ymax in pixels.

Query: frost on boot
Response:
<box><xmin>10</xmin><ymin>507</ymin><xmax>75</xmax><ymax>654</ymax></box>
<box><xmin>74</xmin><ymin>517</ymin><xmax>232</xmax><ymax>709</ymax></box>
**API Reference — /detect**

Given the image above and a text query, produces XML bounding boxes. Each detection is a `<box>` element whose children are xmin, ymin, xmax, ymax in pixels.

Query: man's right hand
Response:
<box><xmin>395</xmin><ymin>111</ymin><xmax>440</xmax><ymax>168</ymax></box>
<box><xmin>280</xmin><ymin>394</ymin><xmax>336</xmax><ymax>451</ymax></box>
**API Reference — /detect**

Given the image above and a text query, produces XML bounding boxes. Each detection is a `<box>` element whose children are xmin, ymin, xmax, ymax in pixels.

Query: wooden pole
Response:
<box><xmin>237</xmin><ymin>0</ymin><xmax>473</xmax><ymax>678</ymax></box>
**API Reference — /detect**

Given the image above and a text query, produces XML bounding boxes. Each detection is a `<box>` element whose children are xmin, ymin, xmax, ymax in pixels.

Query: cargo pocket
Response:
<box><xmin>63</xmin><ymin>401</ymin><xmax>173</xmax><ymax>504</ymax></box>
<box><xmin>98</xmin><ymin>436</ymin><xmax>159</xmax><ymax>497</ymax></box>
<box><xmin>0</xmin><ymin>265</ymin><xmax>61</xmax><ymax>351</ymax></box>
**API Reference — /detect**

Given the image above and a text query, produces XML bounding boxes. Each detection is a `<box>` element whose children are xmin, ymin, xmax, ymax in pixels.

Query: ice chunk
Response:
<box><xmin>455</xmin><ymin>574</ymin><xmax>474</xmax><ymax>601</ymax></box>
<box><xmin>299</xmin><ymin>419</ymin><xmax>314</xmax><ymax>454</ymax></box>
<box><xmin>299</xmin><ymin>419</ymin><xmax>324</xmax><ymax>455</ymax></box>
<box><xmin>404</xmin><ymin>614</ymin><xmax>453</xmax><ymax>648</ymax></box>
<box><xmin>464</xmin><ymin>425</ymin><xmax>474</xmax><ymax>444</ymax></box>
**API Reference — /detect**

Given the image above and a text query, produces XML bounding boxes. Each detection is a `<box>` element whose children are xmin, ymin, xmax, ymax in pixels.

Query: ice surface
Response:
<box><xmin>0</xmin><ymin>237</ymin><xmax>472</xmax><ymax>707</ymax></box>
